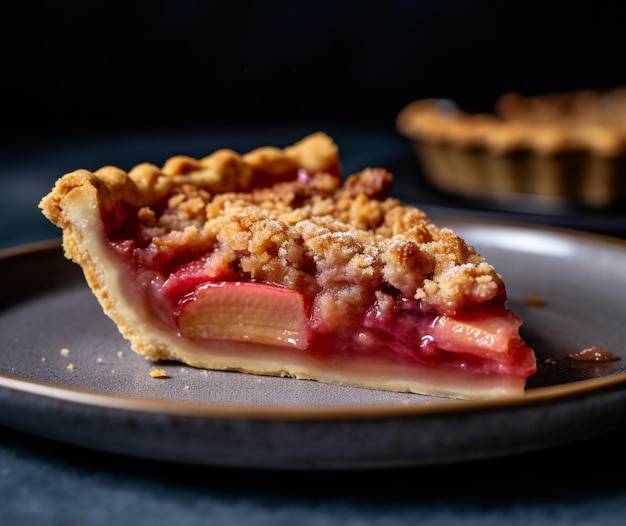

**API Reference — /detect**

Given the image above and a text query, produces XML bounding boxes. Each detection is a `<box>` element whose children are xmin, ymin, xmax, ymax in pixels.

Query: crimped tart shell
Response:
<box><xmin>396</xmin><ymin>89</ymin><xmax>626</xmax><ymax>208</ymax></box>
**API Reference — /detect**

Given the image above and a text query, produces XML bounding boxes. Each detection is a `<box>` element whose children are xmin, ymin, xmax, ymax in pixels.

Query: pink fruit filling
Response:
<box><xmin>105</xmin><ymin>212</ymin><xmax>535</xmax><ymax>380</ymax></box>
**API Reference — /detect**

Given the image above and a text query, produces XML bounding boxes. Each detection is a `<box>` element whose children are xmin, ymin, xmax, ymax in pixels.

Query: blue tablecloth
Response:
<box><xmin>3</xmin><ymin>420</ymin><xmax>626</xmax><ymax>526</ymax></box>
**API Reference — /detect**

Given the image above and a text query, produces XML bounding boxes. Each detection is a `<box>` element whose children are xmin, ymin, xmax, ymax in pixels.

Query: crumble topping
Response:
<box><xmin>42</xmin><ymin>132</ymin><xmax>502</xmax><ymax>322</ymax></box>
<box><xmin>116</xmin><ymin>142</ymin><xmax>502</xmax><ymax>319</ymax></box>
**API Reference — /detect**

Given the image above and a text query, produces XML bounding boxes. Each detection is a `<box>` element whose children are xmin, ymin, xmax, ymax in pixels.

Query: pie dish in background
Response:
<box><xmin>396</xmin><ymin>88</ymin><xmax>626</xmax><ymax>209</ymax></box>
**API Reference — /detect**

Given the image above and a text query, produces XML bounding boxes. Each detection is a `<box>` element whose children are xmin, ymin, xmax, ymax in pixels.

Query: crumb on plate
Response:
<box><xmin>526</xmin><ymin>294</ymin><xmax>545</xmax><ymax>306</ymax></box>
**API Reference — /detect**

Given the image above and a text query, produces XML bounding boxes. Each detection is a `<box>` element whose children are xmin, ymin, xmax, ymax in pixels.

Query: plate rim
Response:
<box><xmin>3</xmin><ymin>220</ymin><xmax>626</xmax><ymax>422</ymax></box>
<box><xmin>2</xmin><ymin>368</ymin><xmax>626</xmax><ymax>421</ymax></box>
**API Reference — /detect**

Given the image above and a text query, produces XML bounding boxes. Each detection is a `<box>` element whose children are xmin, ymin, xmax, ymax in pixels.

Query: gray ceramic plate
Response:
<box><xmin>1</xmin><ymin>217</ymin><xmax>626</xmax><ymax>470</ymax></box>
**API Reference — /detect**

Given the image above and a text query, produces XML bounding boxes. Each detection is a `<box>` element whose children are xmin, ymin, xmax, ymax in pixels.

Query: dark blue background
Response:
<box><xmin>2</xmin><ymin>0</ymin><xmax>625</xmax><ymax>142</ymax></box>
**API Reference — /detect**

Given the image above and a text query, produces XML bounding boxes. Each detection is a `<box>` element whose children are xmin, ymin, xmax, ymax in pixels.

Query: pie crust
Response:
<box><xmin>40</xmin><ymin>132</ymin><xmax>536</xmax><ymax>400</ymax></box>
<box><xmin>396</xmin><ymin>88</ymin><xmax>626</xmax><ymax>208</ymax></box>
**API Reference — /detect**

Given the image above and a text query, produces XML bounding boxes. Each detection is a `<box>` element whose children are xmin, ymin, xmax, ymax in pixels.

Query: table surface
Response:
<box><xmin>2</xmin><ymin>125</ymin><xmax>626</xmax><ymax>525</ymax></box>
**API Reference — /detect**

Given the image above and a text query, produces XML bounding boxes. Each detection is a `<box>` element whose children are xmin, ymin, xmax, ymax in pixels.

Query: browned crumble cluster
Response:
<box><xmin>497</xmin><ymin>88</ymin><xmax>626</xmax><ymax>132</ymax></box>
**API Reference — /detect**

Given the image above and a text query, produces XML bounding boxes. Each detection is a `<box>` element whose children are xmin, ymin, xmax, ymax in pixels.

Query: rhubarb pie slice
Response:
<box><xmin>39</xmin><ymin>132</ymin><xmax>536</xmax><ymax>400</ymax></box>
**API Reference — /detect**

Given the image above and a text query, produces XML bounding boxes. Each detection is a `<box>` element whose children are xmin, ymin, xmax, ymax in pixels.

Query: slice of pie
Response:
<box><xmin>39</xmin><ymin>132</ymin><xmax>536</xmax><ymax>400</ymax></box>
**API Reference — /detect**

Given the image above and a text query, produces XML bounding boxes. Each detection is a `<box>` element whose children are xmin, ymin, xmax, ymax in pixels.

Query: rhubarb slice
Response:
<box><xmin>178</xmin><ymin>282</ymin><xmax>309</xmax><ymax>350</ymax></box>
<box><xmin>431</xmin><ymin>310</ymin><xmax>522</xmax><ymax>356</ymax></box>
